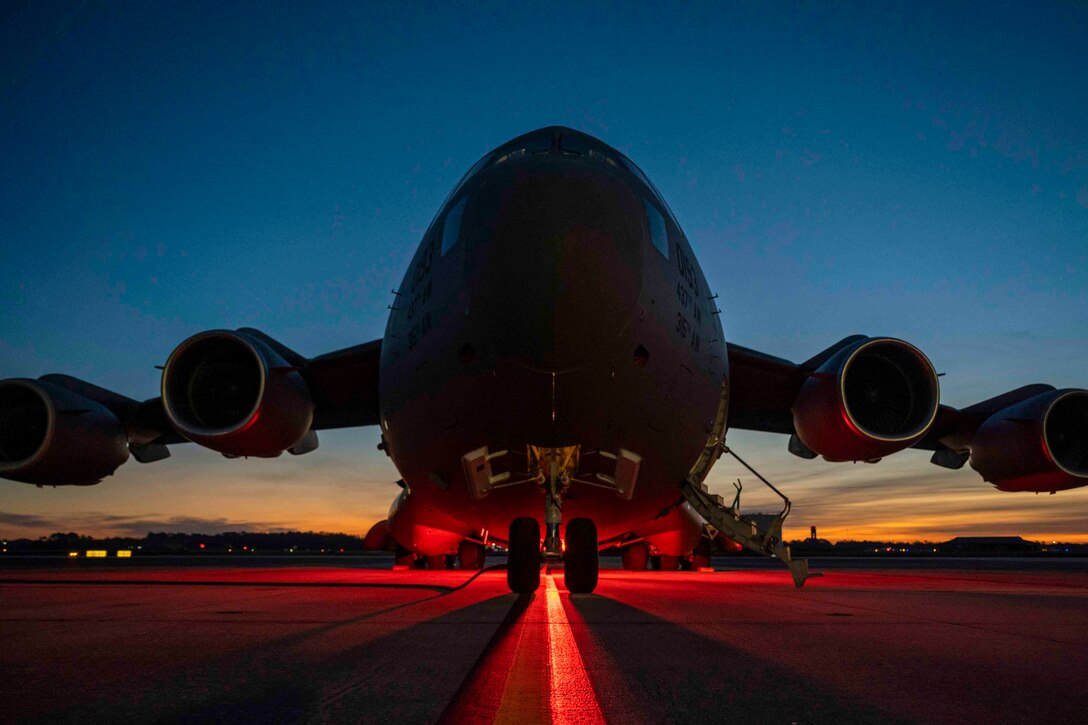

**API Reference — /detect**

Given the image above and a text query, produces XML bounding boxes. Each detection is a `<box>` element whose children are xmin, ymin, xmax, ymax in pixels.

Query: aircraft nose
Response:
<box><xmin>467</xmin><ymin>159</ymin><xmax>644</xmax><ymax>371</ymax></box>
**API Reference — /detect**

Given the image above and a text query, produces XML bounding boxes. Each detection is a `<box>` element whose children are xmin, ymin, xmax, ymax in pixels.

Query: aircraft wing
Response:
<box><xmin>726</xmin><ymin>336</ymin><xmax>1088</xmax><ymax>493</ymax></box>
<box><xmin>0</xmin><ymin>329</ymin><xmax>382</xmax><ymax>485</ymax></box>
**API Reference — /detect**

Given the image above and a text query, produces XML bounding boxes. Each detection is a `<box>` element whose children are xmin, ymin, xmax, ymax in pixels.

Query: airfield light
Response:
<box><xmin>68</xmin><ymin>551</ymin><xmax>79</xmax><ymax>558</ymax></box>
<box><xmin>199</xmin><ymin>543</ymin><xmax>205</xmax><ymax>549</ymax></box>
<box><xmin>116</xmin><ymin>550</ymin><xmax>132</xmax><ymax>558</ymax></box>
<box><xmin>86</xmin><ymin>550</ymin><xmax>107</xmax><ymax>558</ymax></box>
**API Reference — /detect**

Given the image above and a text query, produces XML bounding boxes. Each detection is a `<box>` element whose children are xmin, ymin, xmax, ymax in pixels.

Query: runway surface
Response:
<box><xmin>2</xmin><ymin>558</ymin><xmax>1087</xmax><ymax>724</ymax></box>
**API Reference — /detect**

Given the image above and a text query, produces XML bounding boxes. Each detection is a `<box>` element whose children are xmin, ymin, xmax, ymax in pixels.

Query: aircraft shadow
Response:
<box><xmin>26</xmin><ymin>592</ymin><xmax>518</xmax><ymax>725</ymax></box>
<box><xmin>569</xmin><ymin>594</ymin><xmax>906</xmax><ymax>725</ymax></box>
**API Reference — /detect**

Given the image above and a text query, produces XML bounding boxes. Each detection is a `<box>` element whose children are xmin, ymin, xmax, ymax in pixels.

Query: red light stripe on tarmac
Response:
<box><xmin>545</xmin><ymin>574</ymin><xmax>606</xmax><ymax>725</ymax></box>
<box><xmin>440</xmin><ymin>573</ymin><xmax>606</xmax><ymax>724</ymax></box>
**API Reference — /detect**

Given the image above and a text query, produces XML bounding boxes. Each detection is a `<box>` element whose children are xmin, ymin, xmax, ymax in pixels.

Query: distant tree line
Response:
<box><xmin>3</xmin><ymin>531</ymin><xmax>1085</xmax><ymax>556</ymax></box>
<box><xmin>788</xmin><ymin>536</ymin><xmax>1088</xmax><ymax>556</ymax></box>
<box><xmin>2</xmin><ymin>531</ymin><xmax>369</xmax><ymax>554</ymax></box>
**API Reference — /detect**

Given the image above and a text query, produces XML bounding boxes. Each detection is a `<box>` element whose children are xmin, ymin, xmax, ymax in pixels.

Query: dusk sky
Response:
<box><xmin>2</xmin><ymin>1</ymin><xmax>1086</xmax><ymax>543</ymax></box>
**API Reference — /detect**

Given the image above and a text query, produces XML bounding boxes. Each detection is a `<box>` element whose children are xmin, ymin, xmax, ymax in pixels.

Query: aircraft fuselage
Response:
<box><xmin>378</xmin><ymin>127</ymin><xmax>725</xmax><ymax>554</ymax></box>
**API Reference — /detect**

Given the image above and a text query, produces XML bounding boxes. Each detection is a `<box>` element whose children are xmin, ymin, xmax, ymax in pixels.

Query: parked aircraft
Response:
<box><xmin>2</xmin><ymin>127</ymin><xmax>1085</xmax><ymax>593</ymax></box>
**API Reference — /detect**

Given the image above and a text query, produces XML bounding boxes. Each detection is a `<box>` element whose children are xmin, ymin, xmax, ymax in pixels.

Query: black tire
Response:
<box><xmin>564</xmin><ymin>518</ymin><xmax>599</xmax><ymax>593</ymax></box>
<box><xmin>458</xmin><ymin>540</ymin><xmax>486</xmax><ymax>570</ymax></box>
<box><xmin>507</xmin><ymin>517</ymin><xmax>541</xmax><ymax>593</ymax></box>
<box><xmin>621</xmin><ymin>541</ymin><xmax>649</xmax><ymax>571</ymax></box>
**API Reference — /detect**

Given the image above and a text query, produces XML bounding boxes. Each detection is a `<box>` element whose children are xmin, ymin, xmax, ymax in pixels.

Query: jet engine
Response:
<box><xmin>792</xmin><ymin>337</ymin><xmax>939</xmax><ymax>461</ymax></box>
<box><xmin>969</xmin><ymin>389</ymin><xmax>1088</xmax><ymax>492</ymax></box>
<box><xmin>0</xmin><ymin>378</ymin><xmax>129</xmax><ymax>485</ymax></box>
<box><xmin>161</xmin><ymin>330</ymin><xmax>314</xmax><ymax>457</ymax></box>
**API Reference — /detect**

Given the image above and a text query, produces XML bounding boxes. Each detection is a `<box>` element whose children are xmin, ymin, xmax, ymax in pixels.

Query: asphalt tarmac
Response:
<box><xmin>2</xmin><ymin>557</ymin><xmax>1086</xmax><ymax>724</ymax></box>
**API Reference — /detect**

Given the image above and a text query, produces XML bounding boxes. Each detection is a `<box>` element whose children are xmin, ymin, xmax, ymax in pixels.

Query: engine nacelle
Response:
<box><xmin>970</xmin><ymin>389</ymin><xmax>1088</xmax><ymax>492</ymax></box>
<box><xmin>161</xmin><ymin>330</ymin><xmax>314</xmax><ymax>457</ymax></box>
<box><xmin>792</xmin><ymin>338</ymin><xmax>939</xmax><ymax>461</ymax></box>
<box><xmin>0</xmin><ymin>378</ymin><xmax>129</xmax><ymax>485</ymax></box>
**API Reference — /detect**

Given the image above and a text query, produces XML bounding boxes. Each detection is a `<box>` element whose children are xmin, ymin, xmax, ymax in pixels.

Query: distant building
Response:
<box><xmin>793</xmin><ymin>524</ymin><xmax>832</xmax><ymax>552</ymax></box>
<box><xmin>938</xmin><ymin>536</ymin><xmax>1040</xmax><ymax>555</ymax></box>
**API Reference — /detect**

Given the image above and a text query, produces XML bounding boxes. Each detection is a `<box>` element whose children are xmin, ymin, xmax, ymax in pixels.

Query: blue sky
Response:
<box><xmin>2</xmin><ymin>1</ymin><xmax>1086</xmax><ymax>541</ymax></box>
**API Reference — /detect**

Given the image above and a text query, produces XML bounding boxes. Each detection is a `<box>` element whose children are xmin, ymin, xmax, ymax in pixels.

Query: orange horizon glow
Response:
<box><xmin>4</xmin><ymin>513</ymin><xmax>1088</xmax><ymax>545</ymax></box>
<box><xmin>3</xmin><ymin>427</ymin><xmax>1087</xmax><ymax>545</ymax></box>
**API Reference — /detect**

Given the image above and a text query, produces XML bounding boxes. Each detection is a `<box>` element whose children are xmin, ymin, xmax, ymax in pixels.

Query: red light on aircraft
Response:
<box><xmin>235</xmin><ymin>407</ymin><xmax>261</xmax><ymax>434</ymax></box>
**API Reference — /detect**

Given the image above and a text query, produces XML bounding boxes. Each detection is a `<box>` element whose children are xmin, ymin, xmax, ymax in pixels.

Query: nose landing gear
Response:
<box><xmin>535</xmin><ymin>445</ymin><xmax>600</xmax><ymax>593</ymax></box>
<box><xmin>505</xmin><ymin>445</ymin><xmax>601</xmax><ymax>594</ymax></box>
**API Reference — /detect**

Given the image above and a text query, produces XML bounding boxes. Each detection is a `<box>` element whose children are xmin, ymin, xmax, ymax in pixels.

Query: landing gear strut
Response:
<box><xmin>532</xmin><ymin>445</ymin><xmax>600</xmax><ymax>593</ymax></box>
<box><xmin>535</xmin><ymin>445</ymin><xmax>573</xmax><ymax>562</ymax></box>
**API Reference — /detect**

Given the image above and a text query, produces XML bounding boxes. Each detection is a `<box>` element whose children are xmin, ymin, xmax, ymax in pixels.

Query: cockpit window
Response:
<box><xmin>435</xmin><ymin>151</ymin><xmax>492</xmax><ymax>220</ymax></box>
<box><xmin>620</xmin><ymin>153</ymin><xmax>659</xmax><ymax>196</ymax></box>
<box><xmin>492</xmin><ymin>148</ymin><xmax>528</xmax><ymax>166</ymax></box>
<box><xmin>644</xmin><ymin>197</ymin><xmax>669</xmax><ymax>259</ymax></box>
<box><xmin>559</xmin><ymin>133</ymin><xmax>620</xmax><ymax>167</ymax></box>
<box><xmin>587</xmin><ymin>149</ymin><xmax>619</xmax><ymax>167</ymax></box>
<box><xmin>623</xmin><ymin>152</ymin><xmax>682</xmax><ymax>234</ymax></box>
<box><xmin>490</xmin><ymin>132</ymin><xmax>553</xmax><ymax>168</ymax></box>
<box><xmin>441</xmin><ymin>195</ymin><xmax>468</xmax><ymax>256</ymax></box>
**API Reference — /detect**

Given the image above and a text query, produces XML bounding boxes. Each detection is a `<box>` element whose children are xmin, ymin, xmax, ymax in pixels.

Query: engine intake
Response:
<box><xmin>970</xmin><ymin>389</ymin><xmax>1088</xmax><ymax>492</ymax></box>
<box><xmin>162</xmin><ymin>330</ymin><xmax>314</xmax><ymax>457</ymax></box>
<box><xmin>792</xmin><ymin>338</ymin><xmax>939</xmax><ymax>461</ymax></box>
<box><xmin>0</xmin><ymin>379</ymin><xmax>129</xmax><ymax>485</ymax></box>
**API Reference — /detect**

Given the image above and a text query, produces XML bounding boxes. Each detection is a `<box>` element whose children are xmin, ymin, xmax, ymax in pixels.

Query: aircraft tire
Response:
<box><xmin>507</xmin><ymin>517</ymin><xmax>541</xmax><ymax>593</ymax></box>
<box><xmin>621</xmin><ymin>541</ymin><xmax>649</xmax><ymax>571</ymax></box>
<box><xmin>659</xmin><ymin>555</ymin><xmax>681</xmax><ymax>571</ymax></box>
<box><xmin>458</xmin><ymin>540</ymin><xmax>486</xmax><ymax>570</ymax></box>
<box><xmin>564</xmin><ymin>517</ymin><xmax>599</xmax><ymax>593</ymax></box>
